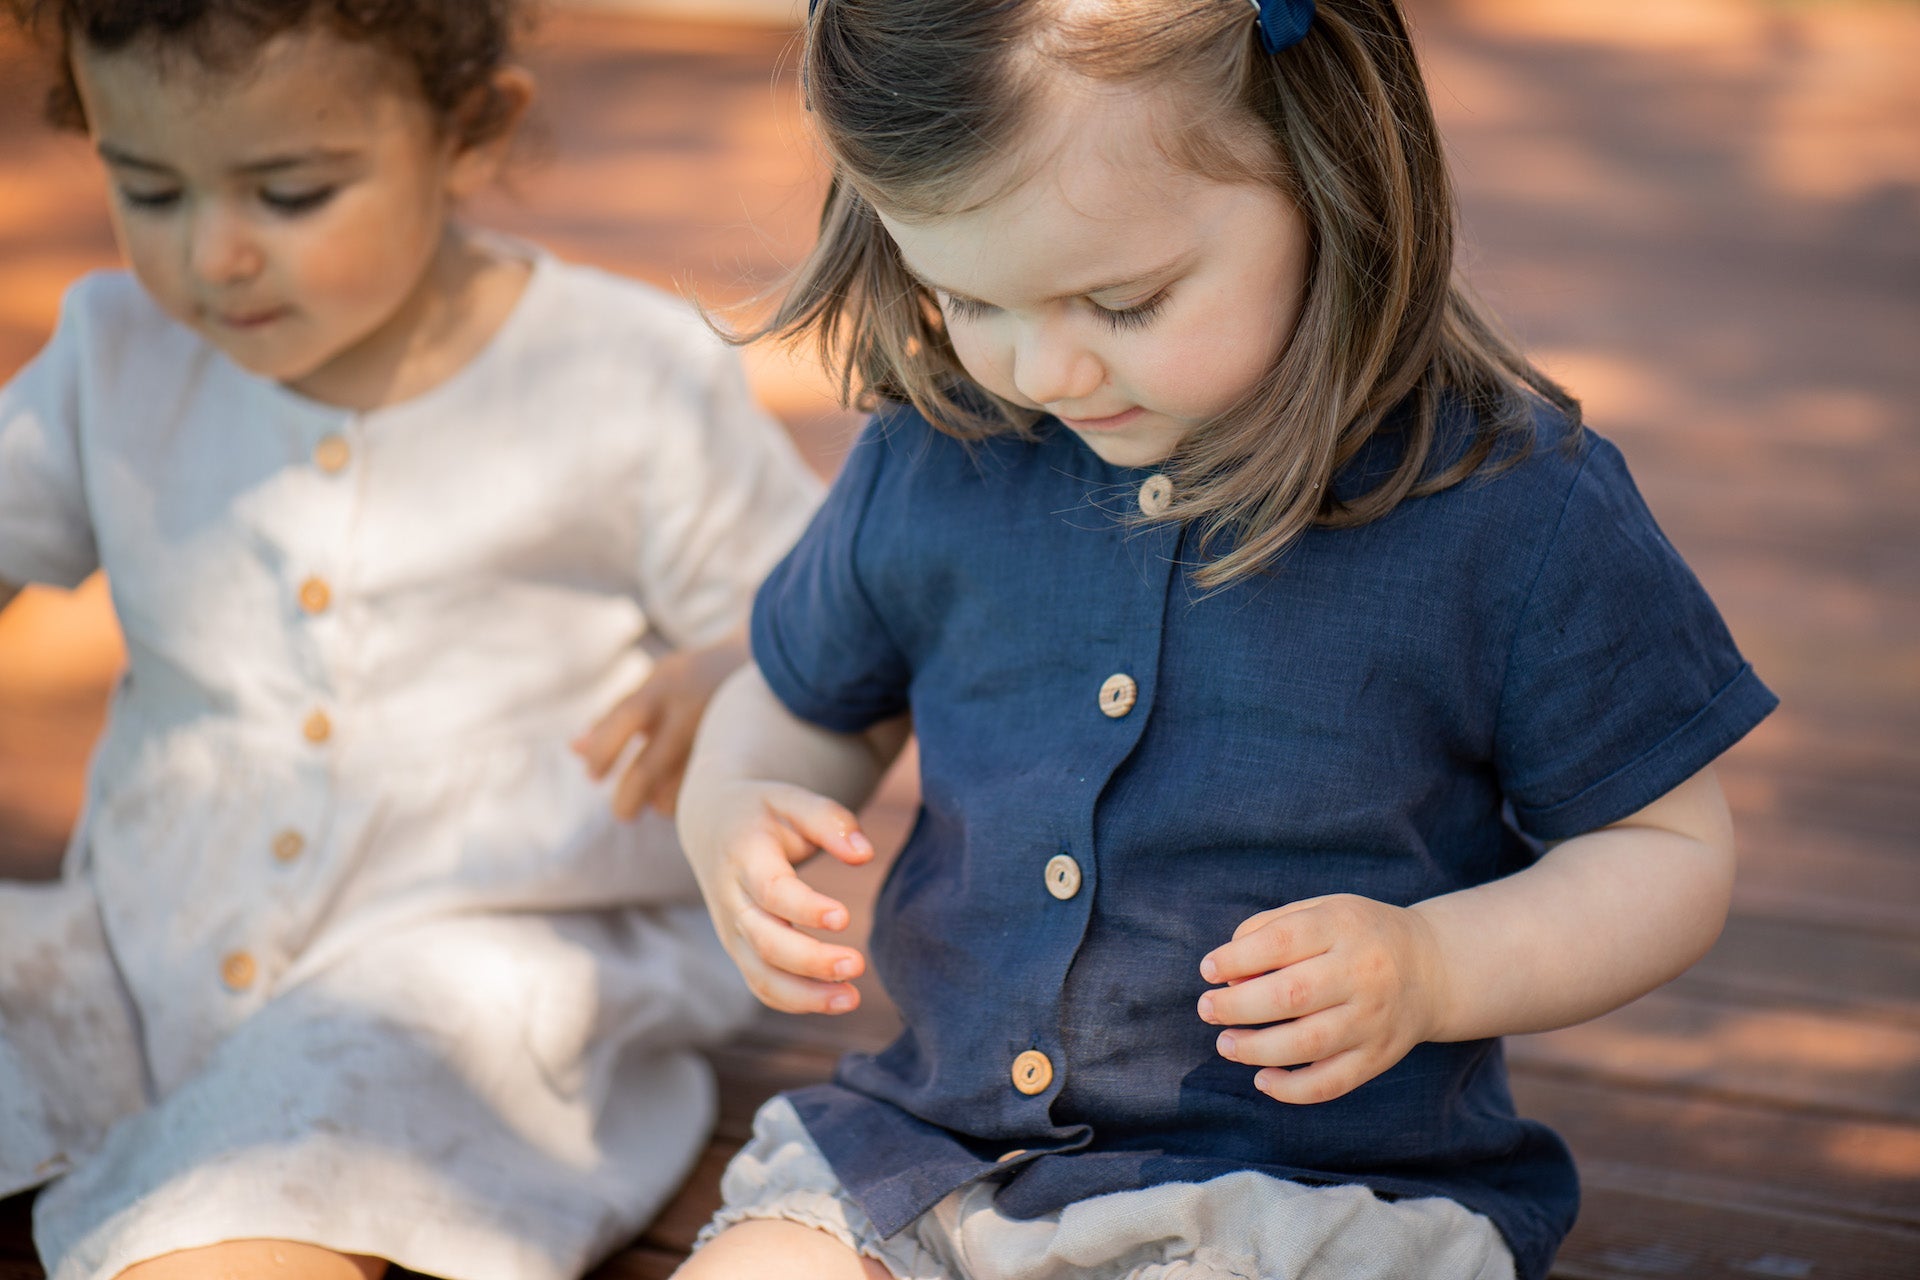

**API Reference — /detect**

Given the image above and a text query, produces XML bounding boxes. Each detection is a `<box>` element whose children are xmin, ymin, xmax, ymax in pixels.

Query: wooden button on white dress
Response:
<box><xmin>1099</xmin><ymin>673</ymin><xmax>1138</xmax><ymax>718</ymax></box>
<box><xmin>220</xmin><ymin>951</ymin><xmax>257</xmax><ymax>991</ymax></box>
<box><xmin>271</xmin><ymin>830</ymin><xmax>306</xmax><ymax>863</ymax></box>
<box><xmin>1011</xmin><ymin>1050</ymin><xmax>1054</xmax><ymax>1095</ymax></box>
<box><xmin>298</xmin><ymin>577</ymin><xmax>332</xmax><ymax>614</ymax></box>
<box><xmin>1044</xmin><ymin>854</ymin><xmax>1083</xmax><ymax>900</ymax></box>
<box><xmin>313</xmin><ymin>434</ymin><xmax>351</xmax><ymax>473</ymax></box>
<box><xmin>302</xmin><ymin>710</ymin><xmax>333</xmax><ymax>745</ymax></box>
<box><xmin>1138</xmin><ymin>473</ymin><xmax>1173</xmax><ymax>516</ymax></box>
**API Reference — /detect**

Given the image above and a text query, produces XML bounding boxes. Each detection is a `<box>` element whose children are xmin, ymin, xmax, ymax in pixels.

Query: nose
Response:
<box><xmin>1010</xmin><ymin>318</ymin><xmax>1104</xmax><ymax>408</ymax></box>
<box><xmin>185</xmin><ymin>202</ymin><xmax>263</xmax><ymax>286</ymax></box>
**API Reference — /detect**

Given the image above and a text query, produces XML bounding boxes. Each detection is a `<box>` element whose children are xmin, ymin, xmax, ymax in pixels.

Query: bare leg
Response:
<box><xmin>115</xmin><ymin>1239</ymin><xmax>387</xmax><ymax>1280</ymax></box>
<box><xmin>673</xmin><ymin>1220</ymin><xmax>895</xmax><ymax>1280</ymax></box>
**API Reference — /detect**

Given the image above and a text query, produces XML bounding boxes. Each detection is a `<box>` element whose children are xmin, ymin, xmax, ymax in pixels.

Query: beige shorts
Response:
<box><xmin>700</xmin><ymin>1096</ymin><xmax>1517</xmax><ymax>1280</ymax></box>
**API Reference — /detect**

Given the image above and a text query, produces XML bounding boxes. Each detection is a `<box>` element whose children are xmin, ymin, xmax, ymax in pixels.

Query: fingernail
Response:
<box><xmin>823</xmin><ymin>907</ymin><xmax>848</xmax><ymax>930</ymax></box>
<box><xmin>833</xmin><ymin>957</ymin><xmax>857</xmax><ymax>979</ymax></box>
<box><xmin>1199</xmin><ymin>956</ymin><xmax>1220</xmax><ymax>982</ymax></box>
<box><xmin>1197</xmin><ymin>993</ymin><xmax>1215</xmax><ymax>1022</ymax></box>
<box><xmin>848</xmin><ymin>831</ymin><xmax>874</xmax><ymax>856</ymax></box>
<box><xmin>1217</xmin><ymin>1032</ymin><xmax>1237</xmax><ymax>1059</ymax></box>
<box><xmin>828</xmin><ymin>993</ymin><xmax>855</xmax><ymax>1013</ymax></box>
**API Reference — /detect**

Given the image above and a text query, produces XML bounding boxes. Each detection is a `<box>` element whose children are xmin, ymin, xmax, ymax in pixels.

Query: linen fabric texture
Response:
<box><xmin>703</xmin><ymin>1094</ymin><xmax>1516</xmax><ymax>1280</ymax></box>
<box><xmin>748</xmin><ymin>401</ymin><xmax>1777</xmax><ymax>1280</ymax></box>
<box><xmin>0</xmin><ymin>251</ymin><xmax>821</xmax><ymax>1280</ymax></box>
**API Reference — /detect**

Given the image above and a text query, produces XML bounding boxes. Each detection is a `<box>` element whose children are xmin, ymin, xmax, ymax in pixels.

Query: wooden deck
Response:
<box><xmin>2</xmin><ymin>2</ymin><xmax>1916</xmax><ymax>1277</ymax></box>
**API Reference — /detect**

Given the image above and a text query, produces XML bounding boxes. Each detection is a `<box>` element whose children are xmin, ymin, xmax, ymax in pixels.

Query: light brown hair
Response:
<box><xmin>742</xmin><ymin>0</ymin><xmax>1580</xmax><ymax>587</ymax></box>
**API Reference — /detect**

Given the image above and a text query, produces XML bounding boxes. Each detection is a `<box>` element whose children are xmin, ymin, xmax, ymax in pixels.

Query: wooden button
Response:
<box><xmin>1044</xmin><ymin>854</ymin><xmax>1082</xmax><ymax>901</ymax></box>
<box><xmin>1099</xmin><ymin>673</ymin><xmax>1138</xmax><ymax>718</ymax></box>
<box><xmin>271</xmin><ymin>829</ymin><xmax>306</xmax><ymax>863</ymax></box>
<box><xmin>313</xmin><ymin>435</ymin><xmax>351</xmax><ymax>473</ymax></box>
<box><xmin>220</xmin><ymin>951</ymin><xmax>257</xmax><ymax>991</ymax></box>
<box><xmin>1011</xmin><ymin>1049</ymin><xmax>1054</xmax><ymax>1096</ymax></box>
<box><xmin>1138</xmin><ymin>473</ymin><xmax>1173</xmax><ymax>517</ymax></box>
<box><xmin>995</xmin><ymin>1148</ymin><xmax>1029</xmax><ymax>1164</ymax></box>
<box><xmin>297</xmin><ymin>577</ymin><xmax>332</xmax><ymax>614</ymax></box>
<box><xmin>302</xmin><ymin>709</ymin><xmax>332</xmax><ymax>745</ymax></box>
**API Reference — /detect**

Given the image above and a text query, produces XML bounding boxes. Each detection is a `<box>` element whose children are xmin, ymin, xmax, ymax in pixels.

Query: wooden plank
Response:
<box><xmin>1514</xmin><ymin>1075</ymin><xmax>1920</xmax><ymax>1228</ymax></box>
<box><xmin>1510</xmin><ymin>988</ymin><xmax>1920</xmax><ymax>1124</ymax></box>
<box><xmin>636</xmin><ymin>1140</ymin><xmax>741</xmax><ymax>1255</ymax></box>
<box><xmin>1550</xmin><ymin>1183</ymin><xmax>1919</xmax><ymax>1280</ymax></box>
<box><xmin>1677</xmin><ymin>913</ymin><xmax>1920</xmax><ymax>1028</ymax></box>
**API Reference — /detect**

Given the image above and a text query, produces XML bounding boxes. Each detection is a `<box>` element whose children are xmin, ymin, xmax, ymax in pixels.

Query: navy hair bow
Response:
<box><xmin>1252</xmin><ymin>0</ymin><xmax>1316</xmax><ymax>53</ymax></box>
<box><xmin>806</xmin><ymin>1</ymin><xmax>1316</xmax><ymax>54</ymax></box>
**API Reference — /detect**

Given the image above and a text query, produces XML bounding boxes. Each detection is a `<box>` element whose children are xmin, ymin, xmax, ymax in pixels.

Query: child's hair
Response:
<box><xmin>750</xmin><ymin>0</ymin><xmax>1581</xmax><ymax>587</ymax></box>
<box><xmin>6</xmin><ymin>0</ymin><xmax>529</xmax><ymax>149</ymax></box>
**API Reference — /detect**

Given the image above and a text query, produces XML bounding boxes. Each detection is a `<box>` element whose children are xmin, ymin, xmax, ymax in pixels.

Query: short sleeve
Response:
<box><xmin>1496</xmin><ymin>437</ymin><xmax>1776</xmax><ymax>839</ymax></box>
<box><xmin>750</xmin><ymin>414</ymin><xmax>913</xmax><ymax>734</ymax></box>
<box><xmin>632</xmin><ymin>345</ymin><xmax>823</xmax><ymax>649</ymax></box>
<box><xmin>0</xmin><ymin>284</ymin><xmax>100</xmax><ymax>590</ymax></box>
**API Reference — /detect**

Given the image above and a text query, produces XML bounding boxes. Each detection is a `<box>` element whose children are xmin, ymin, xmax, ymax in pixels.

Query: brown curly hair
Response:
<box><xmin>5</xmin><ymin>0</ymin><xmax>531</xmax><ymax>146</ymax></box>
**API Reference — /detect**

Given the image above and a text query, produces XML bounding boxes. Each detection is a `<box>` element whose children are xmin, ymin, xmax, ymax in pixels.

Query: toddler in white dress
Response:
<box><xmin>0</xmin><ymin>3</ymin><xmax>819</xmax><ymax>1278</ymax></box>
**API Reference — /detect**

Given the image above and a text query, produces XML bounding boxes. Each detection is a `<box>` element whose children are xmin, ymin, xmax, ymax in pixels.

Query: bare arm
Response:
<box><xmin>1200</xmin><ymin>765</ymin><xmax>1736</xmax><ymax>1103</ymax></box>
<box><xmin>1412</xmin><ymin>764</ymin><xmax>1734</xmax><ymax>1040</ymax></box>
<box><xmin>676</xmin><ymin>663</ymin><xmax>910</xmax><ymax>1013</ymax></box>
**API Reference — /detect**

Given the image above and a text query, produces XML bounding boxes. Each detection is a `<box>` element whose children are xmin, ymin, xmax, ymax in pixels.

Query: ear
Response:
<box><xmin>445</xmin><ymin>65</ymin><xmax>536</xmax><ymax>198</ymax></box>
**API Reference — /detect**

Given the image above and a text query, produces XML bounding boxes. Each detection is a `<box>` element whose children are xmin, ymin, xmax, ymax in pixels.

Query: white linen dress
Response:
<box><xmin>0</xmin><ymin>250</ymin><xmax>821</xmax><ymax>1280</ymax></box>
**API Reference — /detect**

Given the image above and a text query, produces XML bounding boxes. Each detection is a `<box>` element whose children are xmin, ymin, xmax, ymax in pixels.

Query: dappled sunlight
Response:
<box><xmin>1518</xmin><ymin>996</ymin><xmax>1920</xmax><ymax>1107</ymax></box>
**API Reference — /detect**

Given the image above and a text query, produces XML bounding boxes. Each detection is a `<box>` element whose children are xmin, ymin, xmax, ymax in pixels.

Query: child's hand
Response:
<box><xmin>1197</xmin><ymin>893</ymin><xmax>1450</xmax><ymax>1106</ymax></box>
<box><xmin>574</xmin><ymin>637</ymin><xmax>749</xmax><ymax>819</ymax></box>
<box><xmin>688</xmin><ymin>780</ymin><xmax>875</xmax><ymax>1014</ymax></box>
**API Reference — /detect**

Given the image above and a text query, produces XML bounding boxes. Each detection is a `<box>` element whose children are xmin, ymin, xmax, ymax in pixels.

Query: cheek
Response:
<box><xmin>286</xmin><ymin>200</ymin><xmax>437</xmax><ymax>312</ymax></box>
<box><xmin>944</xmin><ymin>323</ymin><xmax>1015</xmax><ymax>396</ymax></box>
<box><xmin>109</xmin><ymin>215</ymin><xmax>188</xmax><ymax>311</ymax></box>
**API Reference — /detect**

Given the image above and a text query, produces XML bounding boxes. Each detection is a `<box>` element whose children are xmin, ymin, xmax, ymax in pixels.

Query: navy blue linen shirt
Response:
<box><xmin>750</xmin><ymin>397</ymin><xmax>1776</xmax><ymax>1280</ymax></box>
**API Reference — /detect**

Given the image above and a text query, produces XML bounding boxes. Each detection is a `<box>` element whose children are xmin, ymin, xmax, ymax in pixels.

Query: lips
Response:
<box><xmin>210</xmin><ymin>306</ymin><xmax>290</xmax><ymax>330</ymax></box>
<box><xmin>1055</xmin><ymin>406</ymin><xmax>1145</xmax><ymax>431</ymax></box>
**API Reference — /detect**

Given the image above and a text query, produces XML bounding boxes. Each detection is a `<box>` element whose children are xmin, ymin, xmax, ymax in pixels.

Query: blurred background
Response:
<box><xmin>1</xmin><ymin>1</ymin><xmax>1915</xmax><ymax>1276</ymax></box>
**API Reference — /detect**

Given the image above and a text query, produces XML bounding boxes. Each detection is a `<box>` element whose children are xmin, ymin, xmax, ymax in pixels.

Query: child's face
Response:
<box><xmin>70</xmin><ymin>25</ymin><xmax>492</xmax><ymax>392</ymax></box>
<box><xmin>878</xmin><ymin>81</ymin><xmax>1308</xmax><ymax>469</ymax></box>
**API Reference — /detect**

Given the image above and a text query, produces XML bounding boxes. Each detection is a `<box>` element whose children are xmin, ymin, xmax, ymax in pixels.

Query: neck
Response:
<box><xmin>287</xmin><ymin>225</ymin><xmax>532</xmax><ymax>412</ymax></box>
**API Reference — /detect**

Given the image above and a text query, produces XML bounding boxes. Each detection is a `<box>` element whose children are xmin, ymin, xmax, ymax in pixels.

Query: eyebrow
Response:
<box><xmin>96</xmin><ymin>142</ymin><xmax>359</xmax><ymax>177</ymax></box>
<box><xmin>900</xmin><ymin>252</ymin><xmax>1194</xmax><ymax>306</ymax></box>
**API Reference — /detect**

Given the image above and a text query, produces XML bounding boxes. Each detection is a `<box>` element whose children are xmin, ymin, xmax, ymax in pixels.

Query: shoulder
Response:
<box><xmin>524</xmin><ymin>255</ymin><xmax>736</xmax><ymax>380</ymax></box>
<box><xmin>53</xmin><ymin>270</ymin><xmax>193</xmax><ymax>352</ymax></box>
<box><xmin>17</xmin><ymin>271</ymin><xmax>207</xmax><ymax>395</ymax></box>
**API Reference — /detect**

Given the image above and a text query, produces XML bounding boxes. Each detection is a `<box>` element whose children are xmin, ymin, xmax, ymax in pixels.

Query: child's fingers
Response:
<box><xmin>735</xmin><ymin>899</ymin><xmax>866</xmax><ymax>983</ymax></box>
<box><xmin>763</xmin><ymin>784</ymin><xmax>877</xmax><ymax>870</ymax></box>
<box><xmin>734</xmin><ymin>955</ymin><xmax>862</xmax><ymax>1016</ymax></box>
<box><xmin>573</xmin><ymin>685</ymin><xmax>662</xmax><ymax>780</ymax></box>
<box><xmin>1251</xmin><ymin>1048</ymin><xmax>1378</xmax><ymax>1107</ymax></box>
<box><xmin>1200</xmin><ymin>908</ymin><xmax>1331</xmax><ymax>985</ymax></box>
<box><xmin>1212</xmin><ymin>1002</ymin><xmax>1355</xmax><ymax>1073</ymax></box>
<box><xmin>738</xmin><ymin>851</ymin><xmax>855</xmax><ymax>933</ymax></box>
<box><xmin>1197</xmin><ymin>959</ymin><xmax>1339</xmax><ymax>1028</ymax></box>
<box><xmin>645</xmin><ymin>765</ymin><xmax>685</xmax><ymax>818</ymax></box>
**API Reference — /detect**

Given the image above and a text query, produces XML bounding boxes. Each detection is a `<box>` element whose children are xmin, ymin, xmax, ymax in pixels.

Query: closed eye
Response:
<box><xmin>1091</xmin><ymin>288</ymin><xmax>1170</xmax><ymax>332</ymax></box>
<box><xmin>117</xmin><ymin>187</ymin><xmax>182</xmax><ymax>212</ymax></box>
<box><xmin>937</xmin><ymin>291</ymin><xmax>995</xmax><ymax>322</ymax></box>
<box><xmin>262</xmin><ymin>187</ymin><xmax>337</xmax><ymax>215</ymax></box>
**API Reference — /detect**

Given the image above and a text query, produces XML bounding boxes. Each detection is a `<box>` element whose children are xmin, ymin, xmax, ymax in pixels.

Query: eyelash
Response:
<box><xmin>938</xmin><ymin>289</ymin><xmax>1171</xmax><ymax>332</ymax></box>
<box><xmin>115</xmin><ymin>187</ymin><xmax>338</xmax><ymax>215</ymax></box>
